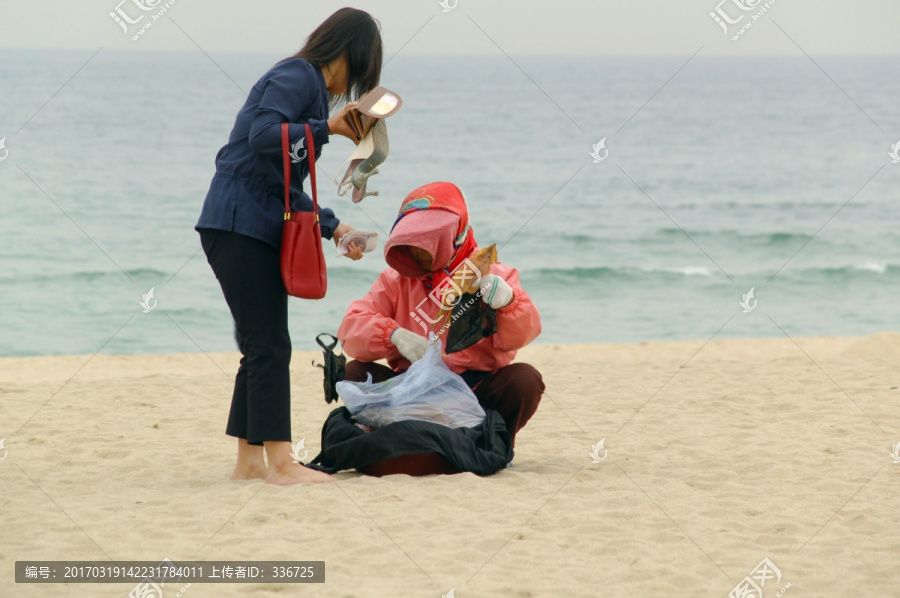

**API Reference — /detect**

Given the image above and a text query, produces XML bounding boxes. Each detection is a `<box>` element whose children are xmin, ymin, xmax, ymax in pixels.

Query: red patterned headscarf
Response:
<box><xmin>387</xmin><ymin>182</ymin><xmax>478</xmax><ymax>289</ymax></box>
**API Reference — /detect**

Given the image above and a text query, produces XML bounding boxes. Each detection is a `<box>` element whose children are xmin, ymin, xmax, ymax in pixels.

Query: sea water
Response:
<box><xmin>1</xmin><ymin>50</ymin><xmax>897</xmax><ymax>356</ymax></box>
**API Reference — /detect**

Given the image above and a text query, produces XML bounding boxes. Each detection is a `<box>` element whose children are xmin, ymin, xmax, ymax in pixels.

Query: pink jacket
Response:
<box><xmin>338</xmin><ymin>262</ymin><xmax>541</xmax><ymax>374</ymax></box>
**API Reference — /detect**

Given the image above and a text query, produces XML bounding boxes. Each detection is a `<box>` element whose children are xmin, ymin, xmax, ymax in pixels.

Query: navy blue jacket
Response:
<box><xmin>196</xmin><ymin>57</ymin><xmax>340</xmax><ymax>249</ymax></box>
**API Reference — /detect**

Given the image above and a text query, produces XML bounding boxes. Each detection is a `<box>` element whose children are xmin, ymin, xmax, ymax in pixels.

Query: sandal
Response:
<box><xmin>335</xmin><ymin>119</ymin><xmax>389</xmax><ymax>203</ymax></box>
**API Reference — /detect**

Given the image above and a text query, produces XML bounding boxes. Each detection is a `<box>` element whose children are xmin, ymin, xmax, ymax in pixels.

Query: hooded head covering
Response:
<box><xmin>383</xmin><ymin>182</ymin><xmax>477</xmax><ymax>288</ymax></box>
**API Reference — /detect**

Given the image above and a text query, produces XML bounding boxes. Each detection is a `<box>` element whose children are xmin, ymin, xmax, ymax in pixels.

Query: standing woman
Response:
<box><xmin>196</xmin><ymin>8</ymin><xmax>383</xmax><ymax>485</ymax></box>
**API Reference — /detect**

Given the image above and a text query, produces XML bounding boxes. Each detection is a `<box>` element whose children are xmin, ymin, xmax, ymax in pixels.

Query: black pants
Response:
<box><xmin>199</xmin><ymin>228</ymin><xmax>291</xmax><ymax>445</ymax></box>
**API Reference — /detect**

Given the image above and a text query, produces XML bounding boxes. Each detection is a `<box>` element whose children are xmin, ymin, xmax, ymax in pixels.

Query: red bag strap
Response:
<box><xmin>282</xmin><ymin>123</ymin><xmax>291</xmax><ymax>217</ymax></box>
<box><xmin>281</xmin><ymin>122</ymin><xmax>319</xmax><ymax>219</ymax></box>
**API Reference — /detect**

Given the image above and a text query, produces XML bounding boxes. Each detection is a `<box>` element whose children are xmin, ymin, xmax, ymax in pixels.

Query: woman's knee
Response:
<box><xmin>500</xmin><ymin>363</ymin><xmax>545</xmax><ymax>401</ymax></box>
<box><xmin>345</xmin><ymin>360</ymin><xmax>396</xmax><ymax>383</ymax></box>
<box><xmin>344</xmin><ymin>360</ymin><xmax>370</xmax><ymax>382</ymax></box>
<box><xmin>243</xmin><ymin>330</ymin><xmax>292</xmax><ymax>364</ymax></box>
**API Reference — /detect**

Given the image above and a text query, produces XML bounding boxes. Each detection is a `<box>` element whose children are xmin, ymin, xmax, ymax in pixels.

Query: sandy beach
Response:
<box><xmin>1</xmin><ymin>333</ymin><xmax>897</xmax><ymax>597</ymax></box>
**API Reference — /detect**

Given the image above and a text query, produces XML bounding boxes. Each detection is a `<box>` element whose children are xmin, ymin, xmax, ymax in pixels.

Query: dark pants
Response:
<box><xmin>200</xmin><ymin>228</ymin><xmax>292</xmax><ymax>445</ymax></box>
<box><xmin>344</xmin><ymin>360</ymin><xmax>544</xmax><ymax>476</ymax></box>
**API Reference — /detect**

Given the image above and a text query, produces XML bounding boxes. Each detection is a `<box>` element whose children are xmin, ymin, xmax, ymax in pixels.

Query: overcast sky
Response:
<box><xmin>1</xmin><ymin>0</ymin><xmax>898</xmax><ymax>55</ymax></box>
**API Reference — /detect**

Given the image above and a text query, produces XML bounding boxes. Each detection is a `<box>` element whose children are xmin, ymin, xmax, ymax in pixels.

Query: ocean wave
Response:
<box><xmin>524</xmin><ymin>265</ymin><xmax>719</xmax><ymax>281</ymax></box>
<box><xmin>854</xmin><ymin>262</ymin><xmax>887</xmax><ymax>274</ymax></box>
<box><xmin>1</xmin><ymin>264</ymin><xmax>386</xmax><ymax>285</ymax></box>
<box><xmin>657</xmin><ymin>200</ymin><xmax>870</xmax><ymax>211</ymax></box>
<box><xmin>0</xmin><ymin>267</ymin><xmax>173</xmax><ymax>283</ymax></box>
<box><xmin>3</xmin><ymin>262</ymin><xmax>894</xmax><ymax>289</ymax></box>
<box><xmin>817</xmin><ymin>263</ymin><xmax>894</xmax><ymax>276</ymax></box>
<box><xmin>653</xmin><ymin>228</ymin><xmax>811</xmax><ymax>244</ymax></box>
<box><xmin>522</xmin><ymin>263</ymin><xmax>898</xmax><ymax>282</ymax></box>
<box><xmin>641</xmin><ymin>265</ymin><xmax>714</xmax><ymax>276</ymax></box>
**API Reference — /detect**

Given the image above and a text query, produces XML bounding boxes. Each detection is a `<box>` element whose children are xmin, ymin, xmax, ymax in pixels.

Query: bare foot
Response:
<box><xmin>231</xmin><ymin>465</ymin><xmax>268</xmax><ymax>481</ymax></box>
<box><xmin>231</xmin><ymin>439</ymin><xmax>267</xmax><ymax>480</ymax></box>
<box><xmin>267</xmin><ymin>462</ymin><xmax>333</xmax><ymax>485</ymax></box>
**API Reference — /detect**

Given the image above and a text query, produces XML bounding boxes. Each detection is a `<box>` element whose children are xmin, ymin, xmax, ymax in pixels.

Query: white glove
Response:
<box><xmin>390</xmin><ymin>328</ymin><xmax>429</xmax><ymax>363</ymax></box>
<box><xmin>479</xmin><ymin>274</ymin><xmax>514</xmax><ymax>309</ymax></box>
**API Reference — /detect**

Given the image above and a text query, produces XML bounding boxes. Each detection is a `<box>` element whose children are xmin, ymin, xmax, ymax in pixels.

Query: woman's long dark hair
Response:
<box><xmin>292</xmin><ymin>7</ymin><xmax>382</xmax><ymax>108</ymax></box>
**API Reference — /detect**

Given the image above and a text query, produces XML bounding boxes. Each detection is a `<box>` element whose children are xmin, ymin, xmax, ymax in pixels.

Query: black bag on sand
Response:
<box><xmin>307</xmin><ymin>407</ymin><xmax>513</xmax><ymax>475</ymax></box>
<box><xmin>312</xmin><ymin>333</ymin><xmax>346</xmax><ymax>403</ymax></box>
<box><xmin>444</xmin><ymin>292</ymin><xmax>498</xmax><ymax>354</ymax></box>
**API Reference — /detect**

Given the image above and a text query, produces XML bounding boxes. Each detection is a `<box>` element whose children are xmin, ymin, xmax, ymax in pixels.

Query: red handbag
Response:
<box><xmin>280</xmin><ymin>122</ymin><xmax>327</xmax><ymax>299</ymax></box>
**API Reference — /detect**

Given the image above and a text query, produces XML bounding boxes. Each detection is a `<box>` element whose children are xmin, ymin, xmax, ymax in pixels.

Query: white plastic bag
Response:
<box><xmin>336</xmin><ymin>334</ymin><xmax>486</xmax><ymax>429</ymax></box>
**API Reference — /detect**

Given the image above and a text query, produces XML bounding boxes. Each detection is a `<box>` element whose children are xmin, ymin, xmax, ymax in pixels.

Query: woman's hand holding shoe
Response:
<box><xmin>327</xmin><ymin>102</ymin><xmax>359</xmax><ymax>142</ymax></box>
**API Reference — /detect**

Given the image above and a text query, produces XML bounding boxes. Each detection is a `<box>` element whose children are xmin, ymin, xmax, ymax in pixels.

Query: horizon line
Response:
<box><xmin>0</xmin><ymin>47</ymin><xmax>898</xmax><ymax>58</ymax></box>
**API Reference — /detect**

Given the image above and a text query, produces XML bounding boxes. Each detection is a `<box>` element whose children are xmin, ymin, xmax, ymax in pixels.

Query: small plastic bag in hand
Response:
<box><xmin>445</xmin><ymin>292</ymin><xmax>498</xmax><ymax>354</ymax></box>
